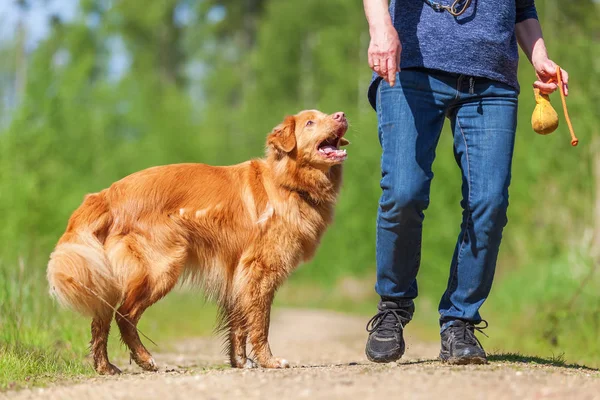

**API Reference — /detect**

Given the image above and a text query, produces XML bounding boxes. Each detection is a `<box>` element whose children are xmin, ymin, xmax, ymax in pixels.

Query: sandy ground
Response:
<box><xmin>4</xmin><ymin>309</ymin><xmax>600</xmax><ymax>400</ymax></box>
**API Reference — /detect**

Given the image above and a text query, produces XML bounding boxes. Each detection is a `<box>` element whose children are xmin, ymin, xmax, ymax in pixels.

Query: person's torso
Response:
<box><xmin>391</xmin><ymin>0</ymin><xmax>519</xmax><ymax>80</ymax></box>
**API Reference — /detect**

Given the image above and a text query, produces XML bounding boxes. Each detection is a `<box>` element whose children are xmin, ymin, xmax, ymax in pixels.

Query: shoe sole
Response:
<box><xmin>366</xmin><ymin>345</ymin><xmax>405</xmax><ymax>363</ymax></box>
<box><xmin>440</xmin><ymin>355</ymin><xmax>488</xmax><ymax>365</ymax></box>
<box><xmin>366</xmin><ymin>352</ymin><xmax>403</xmax><ymax>363</ymax></box>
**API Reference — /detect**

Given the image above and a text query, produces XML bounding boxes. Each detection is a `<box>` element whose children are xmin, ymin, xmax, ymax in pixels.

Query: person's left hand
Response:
<box><xmin>533</xmin><ymin>57</ymin><xmax>569</xmax><ymax>96</ymax></box>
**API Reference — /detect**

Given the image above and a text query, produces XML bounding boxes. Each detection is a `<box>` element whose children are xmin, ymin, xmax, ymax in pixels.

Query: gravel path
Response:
<box><xmin>4</xmin><ymin>309</ymin><xmax>600</xmax><ymax>400</ymax></box>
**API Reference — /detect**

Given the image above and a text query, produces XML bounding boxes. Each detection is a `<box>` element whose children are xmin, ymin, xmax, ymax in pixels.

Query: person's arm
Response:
<box><xmin>363</xmin><ymin>0</ymin><xmax>401</xmax><ymax>86</ymax></box>
<box><xmin>515</xmin><ymin>4</ymin><xmax>569</xmax><ymax>96</ymax></box>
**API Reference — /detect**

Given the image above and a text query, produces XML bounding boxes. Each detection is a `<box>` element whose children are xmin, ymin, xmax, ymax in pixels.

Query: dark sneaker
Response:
<box><xmin>439</xmin><ymin>319</ymin><xmax>488</xmax><ymax>365</ymax></box>
<box><xmin>365</xmin><ymin>300</ymin><xmax>414</xmax><ymax>363</ymax></box>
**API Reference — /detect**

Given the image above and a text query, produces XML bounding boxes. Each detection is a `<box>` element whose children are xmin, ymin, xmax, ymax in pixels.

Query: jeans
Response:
<box><xmin>374</xmin><ymin>68</ymin><xmax>518</xmax><ymax>329</ymax></box>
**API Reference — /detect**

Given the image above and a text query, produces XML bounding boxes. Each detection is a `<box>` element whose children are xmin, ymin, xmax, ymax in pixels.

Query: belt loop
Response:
<box><xmin>455</xmin><ymin>75</ymin><xmax>464</xmax><ymax>99</ymax></box>
<box><xmin>469</xmin><ymin>77</ymin><xmax>475</xmax><ymax>95</ymax></box>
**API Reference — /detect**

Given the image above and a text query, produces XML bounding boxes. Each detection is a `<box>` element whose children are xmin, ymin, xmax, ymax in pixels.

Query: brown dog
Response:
<box><xmin>47</xmin><ymin>109</ymin><xmax>349</xmax><ymax>374</ymax></box>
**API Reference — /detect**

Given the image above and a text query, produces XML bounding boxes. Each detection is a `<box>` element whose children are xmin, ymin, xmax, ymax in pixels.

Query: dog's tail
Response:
<box><xmin>47</xmin><ymin>193</ymin><xmax>121</xmax><ymax>317</ymax></box>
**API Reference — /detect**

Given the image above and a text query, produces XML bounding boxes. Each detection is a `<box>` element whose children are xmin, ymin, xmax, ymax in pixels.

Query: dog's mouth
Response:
<box><xmin>317</xmin><ymin>135</ymin><xmax>348</xmax><ymax>162</ymax></box>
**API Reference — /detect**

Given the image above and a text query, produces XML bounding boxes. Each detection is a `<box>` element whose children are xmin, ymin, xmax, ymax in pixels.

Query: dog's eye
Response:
<box><xmin>306</xmin><ymin>120</ymin><xmax>314</xmax><ymax>127</ymax></box>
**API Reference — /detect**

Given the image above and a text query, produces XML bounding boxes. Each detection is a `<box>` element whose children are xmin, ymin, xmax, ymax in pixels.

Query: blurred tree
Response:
<box><xmin>0</xmin><ymin>1</ymin><xmax>597</xmax><ymax>357</ymax></box>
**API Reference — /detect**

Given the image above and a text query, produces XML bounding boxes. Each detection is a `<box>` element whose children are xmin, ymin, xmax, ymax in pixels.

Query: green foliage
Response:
<box><xmin>0</xmin><ymin>261</ymin><xmax>92</xmax><ymax>389</ymax></box>
<box><xmin>0</xmin><ymin>0</ymin><xmax>599</xmax><ymax>387</ymax></box>
<box><xmin>0</xmin><ymin>258</ymin><xmax>217</xmax><ymax>389</ymax></box>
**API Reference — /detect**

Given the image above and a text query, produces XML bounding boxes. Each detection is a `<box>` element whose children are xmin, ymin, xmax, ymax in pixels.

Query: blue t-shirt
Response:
<box><xmin>368</xmin><ymin>0</ymin><xmax>538</xmax><ymax>109</ymax></box>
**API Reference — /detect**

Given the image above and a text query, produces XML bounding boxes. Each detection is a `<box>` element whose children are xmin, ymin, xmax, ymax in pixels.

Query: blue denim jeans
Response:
<box><xmin>374</xmin><ymin>68</ymin><xmax>518</xmax><ymax>330</ymax></box>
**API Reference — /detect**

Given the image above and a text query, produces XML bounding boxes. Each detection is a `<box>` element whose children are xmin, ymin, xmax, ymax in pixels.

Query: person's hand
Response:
<box><xmin>368</xmin><ymin>23</ymin><xmax>401</xmax><ymax>86</ymax></box>
<box><xmin>532</xmin><ymin>56</ymin><xmax>569</xmax><ymax>96</ymax></box>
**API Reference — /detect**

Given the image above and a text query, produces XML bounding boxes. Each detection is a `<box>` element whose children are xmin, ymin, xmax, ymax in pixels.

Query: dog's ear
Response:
<box><xmin>267</xmin><ymin>116</ymin><xmax>296</xmax><ymax>153</ymax></box>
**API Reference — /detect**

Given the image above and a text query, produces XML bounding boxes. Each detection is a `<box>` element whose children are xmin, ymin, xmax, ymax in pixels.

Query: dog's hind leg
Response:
<box><xmin>115</xmin><ymin>280</ymin><xmax>158</xmax><ymax>372</ymax></box>
<box><xmin>110</xmin><ymin>234</ymin><xmax>186</xmax><ymax>372</ymax></box>
<box><xmin>91</xmin><ymin>312</ymin><xmax>121</xmax><ymax>375</ymax></box>
<box><xmin>115</xmin><ymin>266</ymin><xmax>183</xmax><ymax>372</ymax></box>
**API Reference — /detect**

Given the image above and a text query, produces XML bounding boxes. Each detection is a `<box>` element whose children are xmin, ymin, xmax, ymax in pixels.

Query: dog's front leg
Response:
<box><xmin>244</xmin><ymin>285</ymin><xmax>289</xmax><ymax>369</ymax></box>
<box><xmin>229</xmin><ymin>325</ymin><xmax>252</xmax><ymax>368</ymax></box>
<box><xmin>227</xmin><ymin>308</ymin><xmax>256</xmax><ymax>368</ymax></box>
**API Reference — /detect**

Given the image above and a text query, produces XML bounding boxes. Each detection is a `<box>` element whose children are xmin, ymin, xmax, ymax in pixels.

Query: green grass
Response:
<box><xmin>0</xmin><ymin>260</ymin><xmax>219</xmax><ymax>391</ymax></box>
<box><xmin>487</xmin><ymin>352</ymin><xmax>599</xmax><ymax>371</ymax></box>
<box><xmin>0</xmin><ymin>345</ymin><xmax>92</xmax><ymax>391</ymax></box>
<box><xmin>0</xmin><ymin>292</ymin><xmax>219</xmax><ymax>390</ymax></box>
<box><xmin>0</xmin><ymin>262</ymin><xmax>92</xmax><ymax>389</ymax></box>
<box><xmin>479</xmin><ymin>248</ymin><xmax>600</xmax><ymax>369</ymax></box>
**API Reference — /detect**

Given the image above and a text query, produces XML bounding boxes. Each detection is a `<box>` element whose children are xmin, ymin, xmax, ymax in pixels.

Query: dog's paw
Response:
<box><xmin>261</xmin><ymin>357</ymin><xmax>290</xmax><ymax>369</ymax></box>
<box><xmin>231</xmin><ymin>356</ymin><xmax>255</xmax><ymax>369</ymax></box>
<box><xmin>132</xmin><ymin>353</ymin><xmax>159</xmax><ymax>372</ymax></box>
<box><xmin>140</xmin><ymin>357</ymin><xmax>159</xmax><ymax>372</ymax></box>
<box><xmin>274</xmin><ymin>358</ymin><xmax>290</xmax><ymax>368</ymax></box>
<box><xmin>96</xmin><ymin>363</ymin><xmax>122</xmax><ymax>375</ymax></box>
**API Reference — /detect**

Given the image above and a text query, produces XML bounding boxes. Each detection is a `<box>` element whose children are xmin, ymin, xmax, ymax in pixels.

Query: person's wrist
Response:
<box><xmin>369</xmin><ymin>20</ymin><xmax>395</xmax><ymax>37</ymax></box>
<box><xmin>530</xmin><ymin>41</ymin><xmax>549</xmax><ymax>70</ymax></box>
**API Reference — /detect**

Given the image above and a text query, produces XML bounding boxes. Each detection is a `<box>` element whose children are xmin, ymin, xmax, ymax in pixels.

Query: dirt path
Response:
<box><xmin>4</xmin><ymin>309</ymin><xmax>600</xmax><ymax>400</ymax></box>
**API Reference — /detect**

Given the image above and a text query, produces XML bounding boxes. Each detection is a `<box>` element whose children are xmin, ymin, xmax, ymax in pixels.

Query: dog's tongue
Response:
<box><xmin>319</xmin><ymin>145</ymin><xmax>347</xmax><ymax>160</ymax></box>
<box><xmin>320</xmin><ymin>145</ymin><xmax>337</xmax><ymax>154</ymax></box>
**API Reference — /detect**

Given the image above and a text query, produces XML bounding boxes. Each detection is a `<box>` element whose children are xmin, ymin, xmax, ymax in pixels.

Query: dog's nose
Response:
<box><xmin>332</xmin><ymin>112</ymin><xmax>346</xmax><ymax>122</ymax></box>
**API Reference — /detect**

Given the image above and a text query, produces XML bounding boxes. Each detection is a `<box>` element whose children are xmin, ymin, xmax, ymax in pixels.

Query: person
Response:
<box><xmin>362</xmin><ymin>0</ymin><xmax>568</xmax><ymax>364</ymax></box>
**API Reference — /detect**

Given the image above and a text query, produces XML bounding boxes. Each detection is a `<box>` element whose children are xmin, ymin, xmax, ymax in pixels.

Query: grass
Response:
<box><xmin>0</xmin><ymin>261</ymin><xmax>90</xmax><ymax>389</ymax></box>
<box><xmin>488</xmin><ymin>352</ymin><xmax>599</xmax><ymax>372</ymax></box>
<box><xmin>0</xmin><ymin>345</ymin><xmax>91</xmax><ymax>391</ymax></box>
<box><xmin>0</xmin><ymin>259</ymin><xmax>220</xmax><ymax>391</ymax></box>
<box><xmin>479</xmin><ymin>250</ymin><xmax>600</xmax><ymax>369</ymax></box>
<box><xmin>0</xmin><ymin>292</ymin><xmax>219</xmax><ymax>390</ymax></box>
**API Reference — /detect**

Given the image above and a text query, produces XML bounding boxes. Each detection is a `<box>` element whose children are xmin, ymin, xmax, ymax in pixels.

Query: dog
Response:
<box><xmin>47</xmin><ymin>109</ymin><xmax>349</xmax><ymax>374</ymax></box>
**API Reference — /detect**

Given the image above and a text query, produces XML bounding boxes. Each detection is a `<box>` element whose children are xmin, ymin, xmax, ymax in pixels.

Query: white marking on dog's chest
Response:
<box><xmin>256</xmin><ymin>203</ymin><xmax>274</xmax><ymax>225</ymax></box>
<box><xmin>242</xmin><ymin>187</ymin><xmax>257</xmax><ymax>222</ymax></box>
<box><xmin>195</xmin><ymin>209</ymin><xmax>209</xmax><ymax>218</ymax></box>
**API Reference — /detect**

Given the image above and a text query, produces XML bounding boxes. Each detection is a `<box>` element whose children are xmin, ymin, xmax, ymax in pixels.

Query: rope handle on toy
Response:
<box><xmin>551</xmin><ymin>65</ymin><xmax>578</xmax><ymax>146</ymax></box>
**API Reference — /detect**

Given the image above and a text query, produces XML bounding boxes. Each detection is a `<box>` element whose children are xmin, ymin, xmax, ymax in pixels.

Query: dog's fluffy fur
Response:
<box><xmin>47</xmin><ymin>109</ymin><xmax>349</xmax><ymax>374</ymax></box>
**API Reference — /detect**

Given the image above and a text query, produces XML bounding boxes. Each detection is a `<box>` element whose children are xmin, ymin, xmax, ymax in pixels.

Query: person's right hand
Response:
<box><xmin>368</xmin><ymin>24</ymin><xmax>401</xmax><ymax>86</ymax></box>
<box><xmin>533</xmin><ymin>56</ymin><xmax>569</xmax><ymax>96</ymax></box>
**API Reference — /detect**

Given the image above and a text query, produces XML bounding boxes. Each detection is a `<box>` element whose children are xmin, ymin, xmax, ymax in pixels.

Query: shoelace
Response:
<box><xmin>448</xmin><ymin>320</ymin><xmax>489</xmax><ymax>347</ymax></box>
<box><xmin>366</xmin><ymin>308</ymin><xmax>412</xmax><ymax>336</ymax></box>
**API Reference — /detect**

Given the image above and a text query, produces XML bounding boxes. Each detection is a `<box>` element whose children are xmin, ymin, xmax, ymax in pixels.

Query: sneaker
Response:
<box><xmin>365</xmin><ymin>300</ymin><xmax>414</xmax><ymax>363</ymax></box>
<box><xmin>439</xmin><ymin>319</ymin><xmax>488</xmax><ymax>365</ymax></box>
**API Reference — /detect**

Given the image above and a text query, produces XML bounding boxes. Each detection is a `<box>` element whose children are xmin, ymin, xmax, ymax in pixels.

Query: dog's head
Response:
<box><xmin>267</xmin><ymin>110</ymin><xmax>349</xmax><ymax>169</ymax></box>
